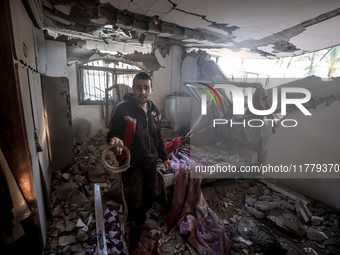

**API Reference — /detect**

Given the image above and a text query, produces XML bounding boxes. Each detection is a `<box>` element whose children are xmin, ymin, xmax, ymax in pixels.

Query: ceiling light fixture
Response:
<box><xmin>149</xmin><ymin>15</ymin><xmax>160</xmax><ymax>25</ymax></box>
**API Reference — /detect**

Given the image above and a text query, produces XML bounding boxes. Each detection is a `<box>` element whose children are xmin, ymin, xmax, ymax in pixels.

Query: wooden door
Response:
<box><xmin>41</xmin><ymin>76</ymin><xmax>75</xmax><ymax>171</ymax></box>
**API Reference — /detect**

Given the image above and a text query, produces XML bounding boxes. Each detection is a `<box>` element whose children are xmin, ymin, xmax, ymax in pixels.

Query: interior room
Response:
<box><xmin>1</xmin><ymin>0</ymin><xmax>340</xmax><ymax>254</ymax></box>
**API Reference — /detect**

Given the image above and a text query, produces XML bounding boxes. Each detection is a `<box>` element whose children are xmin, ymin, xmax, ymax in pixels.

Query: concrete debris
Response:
<box><xmin>278</xmin><ymin>199</ymin><xmax>296</xmax><ymax>212</ymax></box>
<box><xmin>303</xmin><ymin>247</ymin><xmax>318</xmax><ymax>255</ymax></box>
<box><xmin>53</xmin><ymin>182</ymin><xmax>78</xmax><ymax>201</ymax></box>
<box><xmin>58</xmin><ymin>235</ymin><xmax>76</xmax><ymax>247</ymax></box>
<box><xmin>87</xmin><ymin>165</ymin><xmax>110</xmax><ymax>183</ymax></box>
<box><xmin>45</xmin><ymin>131</ymin><xmax>340</xmax><ymax>255</ymax></box>
<box><xmin>254</xmin><ymin>201</ymin><xmax>280</xmax><ymax>211</ymax></box>
<box><xmin>206</xmin><ymin>179</ymin><xmax>340</xmax><ymax>255</ymax></box>
<box><xmin>260</xmin><ymin>179</ymin><xmax>310</xmax><ymax>204</ymax></box>
<box><xmin>124</xmin><ymin>52</ymin><xmax>162</xmax><ymax>71</ymax></box>
<box><xmin>244</xmin><ymin>195</ymin><xmax>256</xmax><ymax>206</ymax></box>
<box><xmin>266</xmin><ymin>209</ymin><xmax>305</xmax><ymax>236</ymax></box>
<box><xmin>306</xmin><ymin>228</ymin><xmax>328</xmax><ymax>242</ymax></box>
<box><xmin>246</xmin><ymin>206</ymin><xmax>265</xmax><ymax>219</ymax></box>
<box><xmin>283</xmin><ymin>218</ymin><xmax>306</xmax><ymax>236</ymax></box>
<box><xmin>46</xmin><ymin>131</ymin><xmax>125</xmax><ymax>255</ymax></box>
<box><xmin>311</xmin><ymin>216</ymin><xmax>324</xmax><ymax>226</ymax></box>
<box><xmin>297</xmin><ymin>199</ymin><xmax>312</xmax><ymax>223</ymax></box>
<box><xmin>76</xmin><ymin>218</ymin><xmax>88</xmax><ymax>232</ymax></box>
<box><xmin>234</xmin><ymin>236</ymin><xmax>252</xmax><ymax>246</ymax></box>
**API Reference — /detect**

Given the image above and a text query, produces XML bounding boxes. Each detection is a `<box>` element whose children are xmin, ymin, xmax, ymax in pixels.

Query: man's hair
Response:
<box><xmin>133</xmin><ymin>72</ymin><xmax>152</xmax><ymax>88</ymax></box>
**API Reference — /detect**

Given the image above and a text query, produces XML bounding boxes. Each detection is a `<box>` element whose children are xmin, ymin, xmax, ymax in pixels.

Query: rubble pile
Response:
<box><xmin>45</xmin><ymin>131</ymin><xmax>340</xmax><ymax>255</ymax></box>
<box><xmin>46</xmin><ymin>131</ymin><xmax>126</xmax><ymax>255</ymax></box>
<box><xmin>201</xmin><ymin>179</ymin><xmax>340</xmax><ymax>255</ymax></box>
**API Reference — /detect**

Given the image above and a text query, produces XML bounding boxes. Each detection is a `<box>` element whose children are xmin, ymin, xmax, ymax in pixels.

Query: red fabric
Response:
<box><xmin>156</xmin><ymin>136</ymin><xmax>183</xmax><ymax>164</ymax></box>
<box><xmin>119</xmin><ymin>118</ymin><xmax>137</xmax><ymax>162</ymax></box>
<box><xmin>165</xmin><ymin>137</ymin><xmax>183</xmax><ymax>159</ymax></box>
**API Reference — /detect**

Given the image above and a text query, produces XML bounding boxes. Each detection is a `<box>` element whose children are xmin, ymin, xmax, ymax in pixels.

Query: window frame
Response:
<box><xmin>76</xmin><ymin>58</ymin><xmax>146</xmax><ymax>105</ymax></box>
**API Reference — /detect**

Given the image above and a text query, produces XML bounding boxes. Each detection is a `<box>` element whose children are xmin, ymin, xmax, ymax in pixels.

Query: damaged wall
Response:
<box><xmin>151</xmin><ymin>45</ymin><xmax>183</xmax><ymax>113</ymax></box>
<box><xmin>264</xmin><ymin>100</ymin><xmax>340</xmax><ymax>210</ymax></box>
<box><xmin>180</xmin><ymin>53</ymin><xmax>200</xmax><ymax>125</ymax></box>
<box><xmin>180</xmin><ymin>50</ymin><xmax>230</xmax><ymax>127</ymax></box>
<box><xmin>61</xmin><ymin>42</ymin><xmax>184</xmax><ymax>136</ymax></box>
<box><xmin>7</xmin><ymin>0</ymin><xmax>51</xmax><ymax>247</ymax></box>
<box><xmin>45</xmin><ymin>40</ymin><xmax>67</xmax><ymax>76</ymax></box>
<box><xmin>67</xmin><ymin>63</ymin><xmax>105</xmax><ymax>137</ymax></box>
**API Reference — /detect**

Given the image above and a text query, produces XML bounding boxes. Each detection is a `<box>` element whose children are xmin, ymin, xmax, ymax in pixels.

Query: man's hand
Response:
<box><xmin>163</xmin><ymin>159</ymin><xmax>171</xmax><ymax>171</ymax></box>
<box><xmin>109</xmin><ymin>137</ymin><xmax>124</xmax><ymax>155</ymax></box>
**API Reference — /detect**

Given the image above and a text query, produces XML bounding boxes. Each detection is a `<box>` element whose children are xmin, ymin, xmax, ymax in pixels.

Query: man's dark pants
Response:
<box><xmin>122</xmin><ymin>159</ymin><xmax>157</xmax><ymax>250</ymax></box>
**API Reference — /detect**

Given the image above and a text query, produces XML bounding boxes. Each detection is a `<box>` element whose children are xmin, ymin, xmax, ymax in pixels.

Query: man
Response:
<box><xmin>106</xmin><ymin>72</ymin><xmax>171</xmax><ymax>254</ymax></box>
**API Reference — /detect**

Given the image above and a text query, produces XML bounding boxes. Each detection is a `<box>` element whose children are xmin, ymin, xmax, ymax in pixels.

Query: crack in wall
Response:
<box><xmin>147</xmin><ymin>0</ymin><xmax>160</xmax><ymax>16</ymax></box>
<box><xmin>165</xmin><ymin>0</ymin><xmax>178</xmax><ymax>14</ymax></box>
<box><xmin>165</xmin><ymin>0</ymin><xmax>239</xmax><ymax>34</ymax></box>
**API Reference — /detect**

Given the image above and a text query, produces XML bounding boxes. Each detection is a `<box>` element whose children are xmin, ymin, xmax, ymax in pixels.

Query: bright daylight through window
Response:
<box><xmin>77</xmin><ymin>59</ymin><xmax>143</xmax><ymax>104</ymax></box>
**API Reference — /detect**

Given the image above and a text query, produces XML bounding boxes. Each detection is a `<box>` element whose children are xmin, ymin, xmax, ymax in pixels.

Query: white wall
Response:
<box><xmin>264</xmin><ymin>101</ymin><xmax>340</xmax><ymax>209</ymax></box>
<box><xmin>180</xmin><ymin>54</ymin><xmax>200</xmax><ymax>126</ymax></box>
<box><xmin>67</xmin><ymin>45</ymin><xmax>183</xmax><ymax>136</ymax></box>
<box><xmin>45</xmin><ymin>40</ymin><xmax>67</xmax><ymax>77</ymax></box>
<box><xmin>10</xmin><ymin>0</ymin><xmax>49</xmax><ymax>246</ymax></box>
<box><xmin>152</xmin><ymin>46</ymin><xmax>183</xmax><ymax>113</ymax></box>
<box><xmin>170</xmin><ymin>45</ymin><xmax>183</xmax><ymax>93</ymax></box>
<box><xmin>67</xmin><ymin>64</ymin><xmax>106</xmax><ymax>137</ymax></box>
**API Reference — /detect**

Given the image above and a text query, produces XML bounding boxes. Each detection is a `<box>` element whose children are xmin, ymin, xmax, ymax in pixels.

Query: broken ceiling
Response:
<box><xmin>42</xmin><ymin>0</ymin><xmax>340</xmax><ymax>58</ymax></box>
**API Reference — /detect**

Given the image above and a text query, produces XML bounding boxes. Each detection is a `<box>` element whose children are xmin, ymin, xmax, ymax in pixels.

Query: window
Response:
<box><xmin>77</xmin><ymin>59</ymin><xmax>144</xmax><ymax>104</ymax></box>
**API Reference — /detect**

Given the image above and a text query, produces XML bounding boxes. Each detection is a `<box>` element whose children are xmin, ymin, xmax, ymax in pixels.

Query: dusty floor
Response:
<box><xmin>45</xmin><ymin>131</ymin><xmax>340</xmax><ymax>255</ymax></box>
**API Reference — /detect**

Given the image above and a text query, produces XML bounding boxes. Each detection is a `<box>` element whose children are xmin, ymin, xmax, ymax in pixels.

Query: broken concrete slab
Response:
<box><xmin>246</xmin><ymin>206</ymin><xmax>265</xmax><ymax>219</ymax></box>
<box><xmin>254</xmin><ymin>201</ymin><xmax>280</xmax><ymax>211</ymax></box>
<box><xmin>87</xmin><ymin>165</ymin><xmax>110</xmax><ymax>183</ymax></box>
<box><xmin>277</xmin><ymin>199</ymin><xmax>296</xmax><ymax>212</ymax></box>
<box><xmin>283</xmin><ymin>219</ymin><xmax>306</xmax><ymax>236</ymax></box>
<box><xmin>260</xmin><ymin>179</ymin><xmax>310</xmax><ymax>205</ymax></box>
<box><xmin>53</xmin><ymin>182</ymin><xmax>79</xmax><ymax>201</ymax></box>
<box><xmin>306</xmin><ymin>228</ymin><xmax>328</xmax><ymax>242</ymax></box>
<box><xmin>58</xmin><ymin>235</ymin><xmax>76</xmax><ymax>246</ymax></box>
<box><xmin>234</xmin><ymin>236</ymin><xmax>252</xmax><ymax>246</ymax></box>
<box><xmin>245</xmin><ymin>195</ymin><xmax>256</xmax><ymax>206</ymax></box>
<box><xmin>266</xmin><ymin>209</ymin><xmax>306</xmax><ymax>236</ymax></box>
<box><xmin>296</xmin><ymin>199</ymin><xmax>312</xmax><ymax>223</ymax></box>
<box><xmin>311</xmin><ymin>216</ymin><xmax>324</xmax><ymax>226</ymax></box>
<box><xmin>64</xmin><ymin>190</ymin><xmax>89</xmax><ymax>206</ymax></box>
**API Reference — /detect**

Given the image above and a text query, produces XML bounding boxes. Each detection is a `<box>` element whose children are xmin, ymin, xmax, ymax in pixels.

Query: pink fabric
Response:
<box><xmin>165</xmin><ymin>147</ymin><xmax>232</xmax><ymax>254</ymax></box>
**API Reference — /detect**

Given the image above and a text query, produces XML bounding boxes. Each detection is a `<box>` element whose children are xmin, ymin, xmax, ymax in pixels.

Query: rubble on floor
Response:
<box><xmin>201</xmin><ymin>179</ymin><xmax>340</xmax><ymax>255</ymax></box>
<box><xmin>45</xmin><ymin>131</ymin><xmax>340</xmax><ymax>255</ymax></box>
<box><xmin>46</xmin><ymin>131</ymin><xmax>124</xmax><ymax>255</ymax></box>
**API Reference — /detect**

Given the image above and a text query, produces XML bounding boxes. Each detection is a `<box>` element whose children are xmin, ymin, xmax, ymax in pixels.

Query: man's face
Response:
<box><xmin>133</xmin><ymin>79</ymin><xmax>153</xmax><ymax>106</ymax></box>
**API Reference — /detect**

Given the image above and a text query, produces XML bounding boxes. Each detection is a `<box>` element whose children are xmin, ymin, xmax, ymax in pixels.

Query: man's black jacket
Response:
<box><xmin>106</xmin><ymin>93</ymin><xmax>168</xmax><ymax>164</ymax></box>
